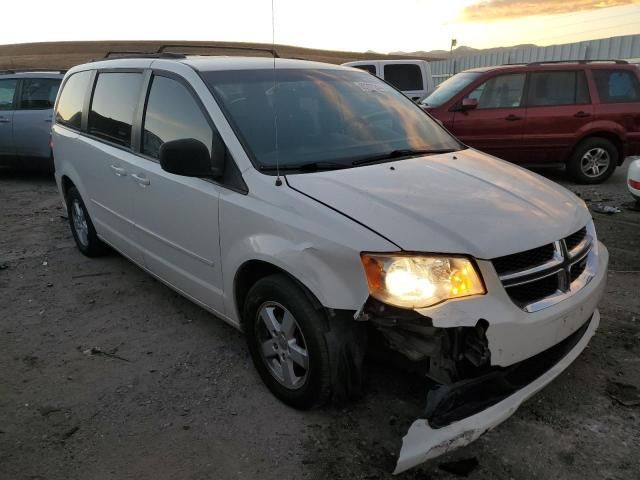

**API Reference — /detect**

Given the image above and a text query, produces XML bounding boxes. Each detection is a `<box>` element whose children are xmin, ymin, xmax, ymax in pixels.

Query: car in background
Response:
<box><xmin>419</xmin><ymin>60</ymin><xmax>640</xmax><ymax>184</ymax></box>
<box><xmin>628</xmin><ymin>158</ymin><xmax>640</xmax><ymax>203</ymax></box>
<box><xmin>342</xmin><ymin>59</ymin><xmax>434</xmax><ymax>101</ymax></box>
<box><xmin>0</xmin><ymin>70</ymin><xmax>64</xmax><ymax>172</ymax></box>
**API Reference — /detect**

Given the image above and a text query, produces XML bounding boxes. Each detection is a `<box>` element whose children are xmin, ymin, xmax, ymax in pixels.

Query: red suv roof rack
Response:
<box><xmin>525</xmin><ymin>59</ymin><xmax>628</xmax><ymax>66</ymax></box>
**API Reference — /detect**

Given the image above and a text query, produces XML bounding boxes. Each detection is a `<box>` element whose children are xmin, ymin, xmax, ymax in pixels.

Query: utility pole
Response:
<box><xmin>450</xmin><ymin>39</ymin><xmax>457</xmax><ymax>77</ymax></box>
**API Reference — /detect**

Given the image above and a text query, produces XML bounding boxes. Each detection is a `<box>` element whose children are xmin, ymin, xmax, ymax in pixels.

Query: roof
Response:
<box><xmin>460</xmin><ymin>60</ymin><xmax>633</xmax><ymax>75</ymax></box>
<box><xmin>182</xmin><ymin>56</ymin><xmax>347</xmax><ymax>71</ymax></box>
<box><xmin>0</xmin><ymin>70</ymin><xmax>65</xmax><ymax>78</ymax></box>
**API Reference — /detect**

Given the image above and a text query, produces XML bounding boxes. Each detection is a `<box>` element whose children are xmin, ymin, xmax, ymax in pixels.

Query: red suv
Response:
<box><xmin>420</xmin><ymin>60</ymin><xmax>640</xmax><ymax>183</ymax></box>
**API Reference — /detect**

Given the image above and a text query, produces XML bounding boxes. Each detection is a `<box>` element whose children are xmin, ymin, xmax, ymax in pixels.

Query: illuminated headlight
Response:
<box><xmin>360</xmin><ymin>254</ymin><xmax>486</xmax><ymax>309</ymax></box>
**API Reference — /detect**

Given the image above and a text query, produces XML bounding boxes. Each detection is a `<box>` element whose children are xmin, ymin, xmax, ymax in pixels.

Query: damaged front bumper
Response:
<box><xmin>394</xmin><ymin>309</ymin><xmax>599</xmax><ymax>473</ymax></box>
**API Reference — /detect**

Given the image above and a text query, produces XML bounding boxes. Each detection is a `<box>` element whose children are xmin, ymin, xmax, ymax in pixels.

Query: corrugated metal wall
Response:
<box><xmin>430</xmin><ymin>34</ymin><xmax>640</xmax><ymax>86</ymax></box>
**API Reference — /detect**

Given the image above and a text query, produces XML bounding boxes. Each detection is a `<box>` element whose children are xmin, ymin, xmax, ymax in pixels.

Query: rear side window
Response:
<box><xmin>56</xmin><ymin>71</ymin><xmax>91</xmax><ymax>128</ymax></box>
<box><xmin>527</xmin><ymin>71</ymin><xmax>590</xmax><ymax>106</ymax></box>
<box><xmin>354</xmin><ymin>64</ymin><xmax>376</xmax><ymax>75</ymax></box>
<box><xmin>469</xmin><ymin>73</ymin><xmax>525</xmax><ymax>109</ymax></box>
<box><xmin>89</xmin><ymin>72</ymin><xmax>143</xmax><ymax>147</ymax></box>
<box><xmin>0</xmin><ymin>79</ymin><xmax>17</xmax><ymax>111</ymax></box>
<box><xmin>383</xmin><ymin>64</ymin><xmax>423</xmax><ymax>91</ymax></box>
<box><xmin>142</xmin><ymin>75</ymin><xmax>213</xmax><ymax>160</ymax></box>
<box><xmin>19</xmin><ymin>78</ymin><xmax>61</xmax><ymax>110</ymax></box>
<box><xmin>592</xmin><ymin>69</ymin><xmax>640</xmax><ymax>103</ymax></box>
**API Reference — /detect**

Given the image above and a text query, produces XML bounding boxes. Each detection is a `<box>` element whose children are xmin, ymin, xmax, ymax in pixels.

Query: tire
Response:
<box><xmin>242</xmin><ymin>274</ymin><xmax>333</xmax><ymax>409</ymax></box>
<box><xmin>567</xmin><ymin>137</ymin><xmax>618</xmax><ymax>184</ymax></box>
<box><xmin>66</xmin><ymin>186</ymin><xmax>109</xmax><ymax>257</ymax></box>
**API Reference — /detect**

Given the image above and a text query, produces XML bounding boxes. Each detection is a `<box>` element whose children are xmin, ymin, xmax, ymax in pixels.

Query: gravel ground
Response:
<box><xmin>0</xmin><ymin>161</ymin><xmax>639</xmax><ymax>480</ymax></box>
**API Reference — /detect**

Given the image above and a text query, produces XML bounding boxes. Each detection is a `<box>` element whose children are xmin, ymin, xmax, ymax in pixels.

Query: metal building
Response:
<box><xmin>430</xmin><ymin>34</ymin><xmax>640</xmax><ymax>86</ymax></box>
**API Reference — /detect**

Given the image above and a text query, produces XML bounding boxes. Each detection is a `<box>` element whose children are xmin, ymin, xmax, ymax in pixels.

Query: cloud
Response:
<box><xmin>462</xmin><ymin>0</ymin><xmax>638</xmax><ymax>21</ymax></box>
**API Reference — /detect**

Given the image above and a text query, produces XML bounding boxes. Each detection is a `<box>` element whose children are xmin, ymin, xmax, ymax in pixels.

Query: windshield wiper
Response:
<box><xmin>352</xmin><ymin>148</ymin><xmax>458</xmax><ymax>166</ymax></box>
<box><xmin>259</xmin><ymin>161</ymin><xmax>351</xmax><ymax>173</ymax></box>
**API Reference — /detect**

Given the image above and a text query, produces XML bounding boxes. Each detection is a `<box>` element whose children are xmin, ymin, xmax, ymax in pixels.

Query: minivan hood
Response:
<box><xmin>286</xmin><ymin>149</ymin><xmax>590</xmax><ymax>259</ymax></box>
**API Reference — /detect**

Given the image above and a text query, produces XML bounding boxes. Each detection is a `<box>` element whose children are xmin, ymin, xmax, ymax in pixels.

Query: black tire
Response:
<box><xmin>567</xmin><ymin>137</ymin><xmax>618</xmax><ymax>184</ymax></box>
<box><xmin>243</xmin><ymin>274</ymin><xmax>332</xmax><ymax>409</ymax></box>
<box><xmin>66</xmin><ymin>186</ymin><xmax>109</xmax><ymax>257</ymax></box>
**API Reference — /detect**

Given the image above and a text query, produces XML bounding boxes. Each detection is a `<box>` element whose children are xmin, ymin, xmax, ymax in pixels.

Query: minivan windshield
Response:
<box><xmin>203</xmin><ymin>68</ymin><xmax>462</xmax><ymax>171</ymax></box>
<box><xmin>420</xmin><ymin>72</ymin><xmax>482</xmax><ymax>108</ymax></box>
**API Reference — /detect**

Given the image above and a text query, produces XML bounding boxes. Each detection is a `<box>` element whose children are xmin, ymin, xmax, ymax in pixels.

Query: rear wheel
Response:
<box><xmin>66</xmin><ymin>186</ymin><xmax>109</xmax><ymax>257</ymax></box>
<box><xmin>567</xmin><ymin>137</ymin><xmax>618</xmax><ymax>184</ymax></box>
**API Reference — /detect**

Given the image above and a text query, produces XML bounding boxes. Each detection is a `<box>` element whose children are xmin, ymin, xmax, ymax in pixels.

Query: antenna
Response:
<box><xmin>272</xmin><ymin>0</ymin><xmax>282</xmax><ymax>186</ymax></box>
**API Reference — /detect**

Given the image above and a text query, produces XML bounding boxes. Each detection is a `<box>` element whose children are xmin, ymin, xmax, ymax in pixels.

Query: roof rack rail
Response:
<box><xmin>526</xmin><ymin>59</ymin><xmax>628</xmax><ymax>66</ymax></box>
<box><xmin>0</xmin><ymin>68</ymin><xmax>67</xmax><ymax>75</ymax></box>
<box><xmin>102</xmin><ymin>50</ymin><xmax>186</xmax><ymax>60</ymax></box>
<box><xmin>157</xmin><ymin>43</ymin><xmax>280</xmax><ymax>58</ymax></box>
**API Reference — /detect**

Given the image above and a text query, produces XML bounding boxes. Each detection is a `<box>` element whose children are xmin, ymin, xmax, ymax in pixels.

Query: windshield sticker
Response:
<box><xmin>354</xmin><ymin>82</ymin><xmax>391</xmax><ymax>93</ymax></box>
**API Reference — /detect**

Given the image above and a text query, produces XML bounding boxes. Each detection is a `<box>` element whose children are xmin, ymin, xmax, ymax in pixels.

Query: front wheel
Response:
<box><xmin>567</xmin><ymin>137</ymin><xmax>618</xmax><ymax>184</ymax></box>
<box><xmin>243</xmin><ymin>274</ymin><xmax>333</xmax><ymax>409</ymax></box>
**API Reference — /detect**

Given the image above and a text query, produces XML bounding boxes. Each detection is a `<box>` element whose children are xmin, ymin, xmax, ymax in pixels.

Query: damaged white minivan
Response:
<box><xmin>52</xmin><ymin>54</ymin><xmax>608</xmax><ymax>474</ymax></box>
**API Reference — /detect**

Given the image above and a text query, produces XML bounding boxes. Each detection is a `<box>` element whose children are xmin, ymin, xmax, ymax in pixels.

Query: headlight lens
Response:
<box><xmin>360</xmin><ymin>254</ymin><xmax>486</xmax><ymax>309</ymax></box>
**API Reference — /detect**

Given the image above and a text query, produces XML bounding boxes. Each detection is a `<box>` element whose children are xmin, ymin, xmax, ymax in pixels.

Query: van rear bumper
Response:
<box><xmin>394</xmin><ymin>308</ymin><xmax>599</xmax><ymax>474</ymax></box>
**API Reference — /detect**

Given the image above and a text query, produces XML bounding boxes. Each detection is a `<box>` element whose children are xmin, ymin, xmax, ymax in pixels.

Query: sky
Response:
<box><xmin>1</xmin><ymin>0</ymin><xmax>639</xmax><ymax>53</ymax></box>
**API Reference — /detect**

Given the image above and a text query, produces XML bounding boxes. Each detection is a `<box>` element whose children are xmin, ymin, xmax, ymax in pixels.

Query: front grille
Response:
<box><xmin>492</xmin><ymin>244</ymin><xmax>556</xmax><ymax>276</ymax></box>
<box><xmin>570</xmin><ymin>257</ymin><xmax>587</xmax><ymax>283</ymax></box>
<box><xmin>565</xmin><ymin>227</ymin><xmax>587</xmax><ymax>253</ymax></box>
<box><xmin>505</xmin><ymin>273</ymin><xmax>560</xmax><ymax>306</ymax></box>
<box><xmin>492</xmin><ymin>224</ymin><xmax>594</xmax><ymax>312</ymax></box>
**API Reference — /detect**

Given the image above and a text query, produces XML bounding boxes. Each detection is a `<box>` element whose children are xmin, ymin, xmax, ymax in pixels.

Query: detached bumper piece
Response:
<box><xmin>425</xmin><ymin>316</ymin><xmax>590</xmax><ymax>429</ymax></box>
<box><xmin>394</xmin><ymin>310</ymin><xmax>599</xmax><ymax>475</ymax></box>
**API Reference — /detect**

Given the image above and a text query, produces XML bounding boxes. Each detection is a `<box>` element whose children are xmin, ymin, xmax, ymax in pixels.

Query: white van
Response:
<box><xmin>52</xmin><ymin>55</ymin><xmax>607</xmax><ymax>474</ymax></box>
<box><xmin>342</xmin><ymin>59</ymin><xmax>434</xmax><ymax>100</ymax></box>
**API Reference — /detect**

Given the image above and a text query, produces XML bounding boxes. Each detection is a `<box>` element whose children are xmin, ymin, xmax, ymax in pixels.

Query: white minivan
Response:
<box><xmin>52</xmin><ymin>55</ymin><xmax>608</xmax><ymax>474</ymax></box>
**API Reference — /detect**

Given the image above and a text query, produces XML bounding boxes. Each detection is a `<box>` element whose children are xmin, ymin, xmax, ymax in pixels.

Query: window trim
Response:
<box><xmin>54</xmin><ymin>70</ymin><xmax>94</xmax><ymax>131</ymax></box>
<box><xmin>525</xmin><ymin>69</ymin><xmax>592</xmax><ymax>109</ymax></box>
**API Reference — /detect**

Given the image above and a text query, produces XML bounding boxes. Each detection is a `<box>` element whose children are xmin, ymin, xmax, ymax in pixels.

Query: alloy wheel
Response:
<box><xmin>580</xmin><ymin>147</ymin><xmax>610</xmax><ymax>178</ymax></box>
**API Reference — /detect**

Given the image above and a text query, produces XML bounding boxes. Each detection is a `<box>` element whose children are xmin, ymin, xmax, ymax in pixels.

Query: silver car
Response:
<box><xmin>0</xmin><ymin>70</ymin><xmax>64</xmax><ymax>171</ymax></box>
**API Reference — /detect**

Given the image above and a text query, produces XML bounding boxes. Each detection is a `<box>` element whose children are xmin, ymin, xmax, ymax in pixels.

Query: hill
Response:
<box><xmin>0</xmin><ymin>40</ymin><xmax>436</xmax><ymax>70</ymax></box>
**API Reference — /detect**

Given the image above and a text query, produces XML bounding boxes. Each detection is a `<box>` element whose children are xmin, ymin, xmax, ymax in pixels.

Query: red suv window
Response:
<box><xmin>592</xmin><ymin>69</ymin><xmax>640</xmax><ymax>103</ymax></box>
<box><xmin>527</xmin><ymin>71</ymin><xmax>590</xmax><ymax>106</ymax></box>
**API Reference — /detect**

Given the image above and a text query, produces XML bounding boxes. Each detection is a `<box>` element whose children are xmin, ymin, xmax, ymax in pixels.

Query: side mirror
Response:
<box><xmin>461</xmin><ymin>98</ymin><xmax>478</xmax><ymax>111</ymax></box>
<box><xmin>159</xmin><ymin>138</ymin><xmax>224</xmax><ymax>178</ymax></box>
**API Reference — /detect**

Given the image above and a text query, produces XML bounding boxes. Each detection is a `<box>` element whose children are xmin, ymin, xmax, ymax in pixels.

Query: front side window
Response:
<box><xmin>0</xmin><ymin>79</ymin><xmax>18</xmax><ymax>111</ymax></box>
<box><xmin>527</xmin><ymin>71</ymin><xmax>590</xmax><ymax>106</ymax></box>
<box><xmin>469</xmin><ymin>73</ymin><xmax>526</xmax><ymax>109</ymax></box>
<box><xmin>204</xmin><ymin>68</ymin><xmax>461</xmax><ymax>170</ymax></box>
<box><xmin>142</xmin><ymin>76</ymin><xmax>213</xmax><ymax>160</ymax></box>
<box><xmin>384</xmin><ymin>64</ymin><xmax>423</xmax><ymax>91</ymax></box>
<box><xmin>592</xmin><ymin>69</ymin><xmax>640</xmax><ymax>103</ymax></box>
<box><xmin>354</xmin><ymin>65</ymin><xmax>376</xmax><ymax>75</ymax></box>
<box><xmin>420</xmin><ymin>72</ymin><xmax>482</xmax><ymax>108</ymax></box>
<box><xmin>89</xmin><ymin>72</ymin><xmax>143</xmax><ymax>147</ymax></box>
<box><xmin>55</xmin><ymin>71</ymin><xmax>92</xmax><ymax>128</ymax></box>
<box><xmin>19</xmin><ymin>78</ymin><xmax>62</xmax><ymax>110</ymax></box>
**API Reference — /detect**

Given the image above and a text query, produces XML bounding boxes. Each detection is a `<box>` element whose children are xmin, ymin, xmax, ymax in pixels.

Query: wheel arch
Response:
<box><xmin>571</xmin><ymin>131</ymin><xmax>624</xmax><ymax>165</ymax></box>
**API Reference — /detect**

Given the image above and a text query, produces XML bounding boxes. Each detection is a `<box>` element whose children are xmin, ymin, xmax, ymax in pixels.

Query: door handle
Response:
<box><xmin>0</xmin><ymin>118</ymin><xmax>10</xmax><ymax>124</ymax></box>
<box><xmin>131</xmin><ymin>173</ymin><xmax>150</xmax><ymax>186</ymax></box>
<box><xmin>505</xmin><ymin>114</ymin><xmax>522</xmax><ymax>121</ymax></box>
<box><xmin>44</xmin><ymin>119</ymin><xmax>52</xmax><ymax>123</ymax></box>
<box><xmin>110</xmin><ymin>164</ymin><xmax>127</xmax><ymax>177</ymax></box>
<box><xmin>573</xmin><ymin>111</ymin><xmax>591</xmax><ymax>118</ymax></box>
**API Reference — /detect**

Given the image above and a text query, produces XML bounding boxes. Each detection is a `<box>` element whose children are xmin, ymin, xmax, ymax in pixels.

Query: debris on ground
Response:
<box><xmin>62</xmin><ymin>426</ymin><xmax>79</xmax><ymax>439</ymax></box>
<box><xmin>438</xmin><ymin>457</ymin><xmax>479</xmax><ymax>477</ymax></box>
<box><xmin>622</xmin><ymin>201</ymin><xmax>640</xmax><ymax>212</ymax></box>
<box><xmin>0</xmin><ymin>263</ymin><xmax>8</xmax><ymax>270</ymax></box>
<box><xmin>591</xmin><ymin>204</ymin><xmax>621</xmax><ymax>214</ymax></box>
<box><xmin>81</xmin><ymin>347</ymin><xmax>130</xmax><ymax>362</ymax></box>
<box><xmin>607</xmin><ymin>380</ymin><xmax>640</xmax><ymax>407</ymax></box>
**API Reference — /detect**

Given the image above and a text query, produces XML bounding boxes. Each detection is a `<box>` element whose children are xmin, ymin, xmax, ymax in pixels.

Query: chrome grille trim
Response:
<box><xmin>494</xmin><ymin>224</ymin><xmax>597</xmax><ymax>313</ymax></box>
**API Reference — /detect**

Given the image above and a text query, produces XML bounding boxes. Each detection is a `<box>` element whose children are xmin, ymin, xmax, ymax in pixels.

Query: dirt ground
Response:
<box><xmin>1</xmin><ymin>160</ymin><xmax>639</xmax><ymax>480</ymax></box>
